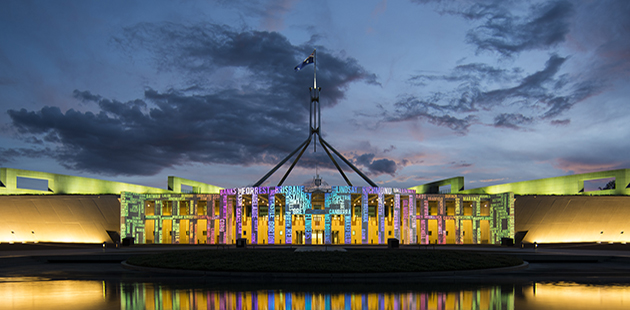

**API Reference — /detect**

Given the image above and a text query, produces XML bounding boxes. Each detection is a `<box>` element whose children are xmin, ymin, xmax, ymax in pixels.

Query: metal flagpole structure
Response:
<box><xmin>253</xmin><ymin>49</ymin><xmax>377</xmax><ymax>188</ymax></box>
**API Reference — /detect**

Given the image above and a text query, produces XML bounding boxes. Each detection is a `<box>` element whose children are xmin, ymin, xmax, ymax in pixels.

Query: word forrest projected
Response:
<box><xmin>121</xmin><ymin>186</ymin><xmax>512</xmax><ymax>246</ymax></box>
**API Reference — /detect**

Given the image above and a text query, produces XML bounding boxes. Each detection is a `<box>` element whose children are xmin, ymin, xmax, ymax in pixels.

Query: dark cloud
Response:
<box><xmin>353</xmin><ymin>153</ymin><xmax>397</xmax><ymax>177</ymax></box>
<box><xmin>410</xmin><ymin>63</ymin><xmax>522</xmax><ymax>93</ymax></box>
<box><xmin>114</xmin><ymin>23</ymin><xmax>378</xmax><ymax>109</ymax></box>
<box><xmin>383</xmin><ymin>95</ymin><xmax>477</xmax><ymax>134</ymax></box>
<box><xmin>72</xmin><ymin>89</ymin><xmax>101</xmax><ymax>103</ymax></box>
<box><xmin>467</xmin><ymin>0</ymin><xmax>574</xmax><ymax>57</ymax></box>
<box><xmin>493</xmin><ymin>113</ymin><xmax>533</xmax><ymax>129</ymax></box>
<box><xmin>410</xmin><ymin>0</ymin><xmax>509</xmax><ymax>20</ymax></box>
<box><xmin>0</xmin><ymin>147</ymin><xmax>50</xmax><ymax>165</ymax></box>
<box><xmin>449</xmin><ymin>161</ymin><xmax>473</xmax><ymax>169</ymax></box>
<box><xmin>383</xmin><ymin>145</ymin><xmax>396</xmax><ymax>153</ymax></box>
<box><xmin>470</xmin><ymin>54</ymin><xmax>568</xmax><ymax>111</ymax></box>
<box><xmin>0</xmin><ymin>148</ymin><xmax>21</xmax><ymax>164</ymax></box>
<box><xmin>415</xmin><ymin>0</ymin><xmax>574</xmax><ymax>57</ymax></box>
<box><xmin>7</xmin><ymin>23</ymin><xmax>377</xmax><ymax>176</ymax></box>
<box><xmin>550</xmin><ymin>119</ymin><xmax>570</xmax><ymax>126</ymax></box>
<box><xmin>368</xmin><ymin>158</ymin><xmax>397</xmax><ymax>176</ymax></box>
<box><xmin>391</xmin><ymin>1</ymin><xmax>613</xmax><ymax>134</ymax></box>
<box><xmin>382</xmin><ymin>54</ymin><xmax>600</xmax><ymax>132</ymax></box>
<box><xmin>571</xmin><ymin>1</ymin><xmax>630</xmax><ymax>81</ymax></box>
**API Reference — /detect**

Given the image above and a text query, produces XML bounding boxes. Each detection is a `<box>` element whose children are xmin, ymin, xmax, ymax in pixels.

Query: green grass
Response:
<box><xmin>126</xmin><ymin>250</ymin><xmax>523</xmax><ymax>273</ymax></box>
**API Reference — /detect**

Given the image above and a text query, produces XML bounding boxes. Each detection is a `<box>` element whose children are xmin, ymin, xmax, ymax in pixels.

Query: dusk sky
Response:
<box><xmin>1</xmin><ymin>0</ymin><xmax>629</xmax><ymax>190</ymax></box>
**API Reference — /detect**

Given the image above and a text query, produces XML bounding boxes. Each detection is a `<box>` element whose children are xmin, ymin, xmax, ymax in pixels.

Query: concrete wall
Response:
<box><xmin>409</xmin><ymin>177</ymin><xmax>464</xmax><ymax>194</ymax></box>
<box><xmin>0</xmin><ymin>195</ymin><xmax>120</xmax><ymax>243</ymax></box>
<box><xmin>515</xmin><ymin>195</ymin><xmax>630</xmax><ymax>243</ymax></box>
<box><xmin>459</xmin><ymin>169</ymin><xmax>630</xmax><ymax>196</ymax></box>
<box><xmin>167</xmin><ymin>176</ymin><xmax>223</xmax><ymax>194</ymax></box>
<box><xmin>0</xmin><ymin>168</ymin><xmax>222</xmax><ymax>195</ymax></box>
<box><xmin>0</xmin><ymin>168</ymin><xmax>171</xmax><ymax>195</ymax></box>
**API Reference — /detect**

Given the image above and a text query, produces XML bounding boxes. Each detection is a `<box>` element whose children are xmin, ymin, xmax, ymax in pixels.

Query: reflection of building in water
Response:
<box><xmin>522</xmin><ymin>282</ymin><xmax>630</xmax><ymax>310</ymax></box>
<box><xmin>4</xmin><ymin>279</ymin><xmax>630</xmax><ymax>310</ymax></box>
<box><xmin>120</xmin><ymin>284</ymin><xmax>514</xmax><ymax>310</ymax></box>
<box><xmin>0</xmin><ymin>280</ymin><xmax>119</xmax><ymax>310</ymax></box>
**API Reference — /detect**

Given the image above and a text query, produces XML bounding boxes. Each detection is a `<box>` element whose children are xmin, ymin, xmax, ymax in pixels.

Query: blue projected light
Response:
<box><xmin>122</xmin><ymin>186</ymin><xmax>512</xmax><ymax>246</ymax></box>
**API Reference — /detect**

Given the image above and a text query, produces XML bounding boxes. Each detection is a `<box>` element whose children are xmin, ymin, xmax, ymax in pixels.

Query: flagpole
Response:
<box><xmin>313</xmin><ymin>49</ymin><xmax>317</xmax><ymax>89</ymax></box>
<box><xmin>313</xmin><ymin>48</ymin><xmax>317</xmax><ymax>153</ymax></box>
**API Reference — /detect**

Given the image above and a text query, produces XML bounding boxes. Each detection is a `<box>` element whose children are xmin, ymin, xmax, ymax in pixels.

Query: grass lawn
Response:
<box><xmin>126</xmin><ymin>249</ymin><xmax>523</xmax><ymax>273</ymax></box>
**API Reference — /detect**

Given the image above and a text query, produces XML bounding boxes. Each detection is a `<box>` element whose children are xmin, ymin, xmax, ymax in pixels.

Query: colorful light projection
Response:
<box><xmin>276</xmin><ymin>186</ymin><xmax>311</xmax><ymax>244</ymax></box>
<box><xmin>119</xmin><ymin>283</ymin><xmax>515</xmax><ymax>310</ymax></box>
<box><xmin>324</xmin><ymin>186</ymin><xmax>353</xmax><ymax>244</ymax></box>
<box><xmin>121</xmin><ymin>188</ymin><xmax>512</xmax><ymax>245</ymax></box>
<box><xmin>415</xmin><ymin>193</ymin><xmax>514</xmax><ymax>245</ymax></box>
<box><xmin>121</xmin><ymin>192</ymin><xmax>221</xmax><ymax>244</ymax></box>
<box><xmin>268</xmin><ymin>188</ymin><xmax>276</xmax><ymax>244</ymax></box>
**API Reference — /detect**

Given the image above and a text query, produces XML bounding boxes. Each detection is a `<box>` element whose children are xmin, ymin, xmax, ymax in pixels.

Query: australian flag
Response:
<box><xmin>294</xmin><ymin>51</ymin><xmax>315</xmax><ymax>71</ymax></box>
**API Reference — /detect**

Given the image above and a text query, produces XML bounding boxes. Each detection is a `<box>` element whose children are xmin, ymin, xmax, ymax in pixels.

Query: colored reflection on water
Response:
<box><xmin>2</xmin><ymin>280</ymin><xmax>630</xmax><ymax>309</ymax></box>
<box><xmin>121</xmin><ymin>284</ymin><xmax>513</xmax><ymax>310</ymax></box>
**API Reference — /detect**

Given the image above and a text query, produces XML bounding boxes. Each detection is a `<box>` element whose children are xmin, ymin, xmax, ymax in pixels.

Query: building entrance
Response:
<box><xmin>313</xmin><ymin>230</ymin><xmax>324</xmax><ymax>244</ymax></box>
<box><xmin>332</xmin><ymin>231</ymin><xmax>340</xmax><ymax>244</ymax></box>
<box><xmin>294</xmin><ymin>230</ymin><xmax>305</xmax><ymax>244</ymax></box>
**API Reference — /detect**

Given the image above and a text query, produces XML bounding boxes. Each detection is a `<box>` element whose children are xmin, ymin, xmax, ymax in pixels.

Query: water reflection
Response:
<box><xmin>2</xmin><ymin>280</ymin><xmax>630</xmax><ymax>309</ymax></box>
<box><xmin>121</xmin><ymin>283</ymin><xmax>514</xmax><ymax>310</ymax></box>
<box><xmin>0</xmin><ymin>280</ymin><xmax>118</xmax><ymax>310</ymax></box>
<box><xmin>518</xmin><ymin>282</ymin><xmax>630</xmax><ymax>310</ymax></box>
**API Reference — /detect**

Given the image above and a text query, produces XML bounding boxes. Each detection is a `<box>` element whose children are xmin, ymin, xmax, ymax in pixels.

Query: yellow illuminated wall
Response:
<box><xmin>0</xmin><ymin>195</ymin><xmax>120</xmax><ymax>243</ymax></box>
<box><xmin>0</xmin><ymin>167</ymin><xmax>221</xmax><ymax>244</ymax></box>
<box><xmin>515</xmin><ymin>195</ymin><xmax>630</xmax><ymax>243</ymax></box>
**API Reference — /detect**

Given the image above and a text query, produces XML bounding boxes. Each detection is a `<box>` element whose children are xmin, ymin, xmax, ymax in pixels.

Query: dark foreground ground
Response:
<box><xmin>2</xmin><ymin>242</ymin><xmax>630</xmax><ymax>284</ymax></box>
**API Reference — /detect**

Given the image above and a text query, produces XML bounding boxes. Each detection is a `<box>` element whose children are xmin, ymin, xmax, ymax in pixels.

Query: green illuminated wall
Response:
<box><xmin>409</xmin><ymin>177</ymin><xmax>464</xmax><ymax>194</ymax></box>
<box><xmin>168</xmin><ymin>176</ymin><xmax>223</xmax><ymax>194</ymax></box>
<box><xmin>0</xmin><ymin>168</ymin><xmax>222</xmax><ymax>195</ymax></box>
<box><xmin>410</xmin><ymin>169</ymin><xmax>630</xmax><ymax>196</ymax></box>
<box><xmin>458</xmin><ymin>169</ymin><xmax>630</xmax><ymax>196</ymax></box>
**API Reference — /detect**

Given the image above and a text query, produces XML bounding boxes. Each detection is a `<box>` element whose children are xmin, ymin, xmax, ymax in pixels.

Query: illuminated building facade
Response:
<box><xmin>2</xmin><ymin>166</ymin><xmax>629</xmax><ymax>245</ymax></box>
<box><xmin>0</xmin><ymin>167</ymin><xmax>222</xmax><ymax>244</ymax></box>
<box><xmin>2</xmin><ymin>60</ymin><xmax>629</xmax><ymax>246</ymax></box>
<box><xmin>411</xmin><ymin>168</ymin><xmax>630</xmax><ymax>244</ymax></box>
<box><xmin>120</xmin><ymin>186</ymin><xmax>514</xmax><ymax>245</ymax></box>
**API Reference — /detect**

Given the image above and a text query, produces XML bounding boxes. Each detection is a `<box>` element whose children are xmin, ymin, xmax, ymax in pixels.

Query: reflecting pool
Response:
<box><xmin>121</xmin><ymin>284</ymin><xmax>513</xmax><ymax>310</ymax></box>
<box><xmin>1</xmin><ymin>280</ymin><xmax>630</xmax><ymax>309</ymax></box>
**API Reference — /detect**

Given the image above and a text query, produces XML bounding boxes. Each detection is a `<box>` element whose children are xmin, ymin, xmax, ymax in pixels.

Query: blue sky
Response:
<box><xmin>1</xmin><ymin>0</ymin><xmax>629</xmax><ymax>190</ymax></box>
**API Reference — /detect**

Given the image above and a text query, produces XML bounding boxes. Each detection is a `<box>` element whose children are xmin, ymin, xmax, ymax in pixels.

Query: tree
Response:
<box><xmin>599</xmin><ymin>180</ymin><xmax>615</xmax><ymax>190</ymax></box>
